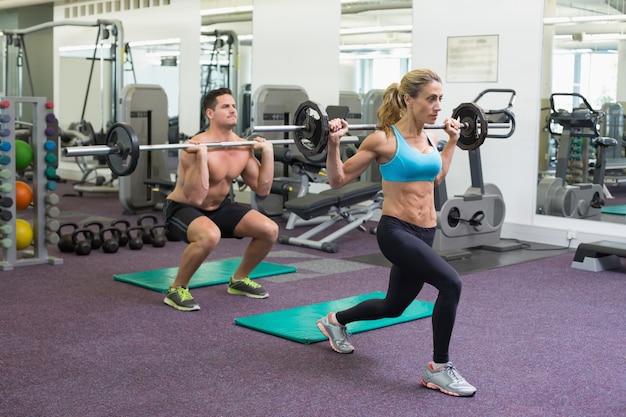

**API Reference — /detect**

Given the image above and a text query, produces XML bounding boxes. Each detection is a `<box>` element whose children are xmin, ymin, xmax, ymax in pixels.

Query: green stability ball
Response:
<box><xmin>15</xmin><ymin>140</ymin><xmax>34</xmax><ymax>171</ymax></box>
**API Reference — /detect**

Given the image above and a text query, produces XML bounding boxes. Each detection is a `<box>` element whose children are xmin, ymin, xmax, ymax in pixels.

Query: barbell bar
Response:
<box><xmin>252</xmin><ymin>122</ymin><xmax>512</xmax><ymax>134</ymax></box>
<box><xmin>280</xmin><ymin>101</ymin><xmax>513</xmax><ymax>162</ymax></box>
<box><xmin>64</xmin><ymin>138</ymin><xmax>312</xmax><ymax>157</ymax></box>
<box><xmin>61</xmin><ymin>100</ymin><xmax>515</xmax><ymax>177</ymax></box>
<box><xmin>62</xmin><ymin>123</ymin><xmax>361</xmax><ymax>177</ymax></box>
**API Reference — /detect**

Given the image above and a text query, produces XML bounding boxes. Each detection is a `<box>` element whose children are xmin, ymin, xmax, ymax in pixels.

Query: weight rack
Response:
<box><xmin>0</xmin><ymin>96</ymin><xmax>63</xmax><ymax>270</ymax></box>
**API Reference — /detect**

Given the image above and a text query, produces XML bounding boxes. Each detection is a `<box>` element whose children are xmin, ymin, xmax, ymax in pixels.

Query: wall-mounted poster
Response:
<box><xmin>447</xmin><ymin>35</ymin><xmax>499</xmax><ymax>83</ymax></box>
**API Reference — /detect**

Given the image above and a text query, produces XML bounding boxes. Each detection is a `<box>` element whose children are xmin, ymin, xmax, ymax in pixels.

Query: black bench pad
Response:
<box><xmin>285</xmin><ymin>181</ymin><xmax>382</xmax><ymax>220</ymax></box>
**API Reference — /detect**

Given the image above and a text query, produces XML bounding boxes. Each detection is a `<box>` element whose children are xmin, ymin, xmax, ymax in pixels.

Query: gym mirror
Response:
<box><xmin>56</xmin><ymin>37</ymin><xmax>181</xmax><ymax>141</ymax></box>
<box><xmin>539</xmin><ymin>0</ymin><xmax>626</xmax><ymax>226</ymax></box>
<box><xmin>200</xmin><ymin>1</ymin><xmax>413</xmax><ymax>131</ymax></box>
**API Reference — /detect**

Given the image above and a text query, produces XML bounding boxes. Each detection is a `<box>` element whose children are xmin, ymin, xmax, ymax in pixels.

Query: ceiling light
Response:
<box><xmin>340</xmin><ymin>25</ymin><xmax>412</xmax><ymax>35</ymax></box>
<box><xmin>200</xmin><ymin>5</ymin><xmax>253</xmax><ymax>16</ymax></box>
<box><xmin>544</xmin><ymin>14</ymin><xmax>626</xmax><ymax>25</ymax></box>
<box><xmin>340</xmin><ymin>42</ymin><xmax>411</xmax><ymax>51</ymax></box>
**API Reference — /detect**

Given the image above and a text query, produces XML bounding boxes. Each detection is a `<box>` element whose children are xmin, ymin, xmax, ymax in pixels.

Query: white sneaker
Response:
<box><xmin>421</xmin><ymin>362</ymin><xmax>476</xmax><ymax>397</ymax></box>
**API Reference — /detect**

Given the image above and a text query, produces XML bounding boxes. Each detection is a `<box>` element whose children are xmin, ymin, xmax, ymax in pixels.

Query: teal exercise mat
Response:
<box><xmin>234</xmin><ymin>292</ymin><xmax>434</xmax><ymax>344</ymax></box>
<box><xmin>601</xmin><ymin>204</ymin><xmax>626</xmax><ymax>215</ymax></box>
<box><xmin>113</xmin><ymin>258</ymin><xmax>296</xmax><ymax>292</ymax></box>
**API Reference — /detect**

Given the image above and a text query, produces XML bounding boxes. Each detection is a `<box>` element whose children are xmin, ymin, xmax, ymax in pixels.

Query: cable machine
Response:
<box><xmin>3</xmin><ymin>19</ymin><xmax>125</xmax><ymax>120</ymax></box>
<box><xmin>3</xmin><ymin>19</ymin><xmax>126</xmax><ymax>194</ymax></box>
<box><xmin>199</xmin><ymin>30</ymin><xmax>239</xmax><ymax>132</ymax></box>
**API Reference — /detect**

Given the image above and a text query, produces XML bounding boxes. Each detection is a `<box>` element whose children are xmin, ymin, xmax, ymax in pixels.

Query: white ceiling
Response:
<box><xmin>0</xmin><ymin>0</ymin><xmax>617</xmax><ymax>18</ymax></box>
<box><xmin>0</xmin><ymin>1</ymin><xmax>616</xmax><ymax>12</ymax></box>
<box><xmin>1</xmin><ymin>0</ymin><xmax>624</xmax><ymax>51</ymax></box>
<box><xmin>0</xmin><ymin>0</ymin><xmax>52</xmax><ymax>9</ymax></box>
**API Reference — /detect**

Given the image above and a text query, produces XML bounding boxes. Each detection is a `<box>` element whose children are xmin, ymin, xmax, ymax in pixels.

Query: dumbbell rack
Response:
<box><xmin>0</xmin><ymin>96</ymin><xmax>63</xmax><ymax>270</ymax></box>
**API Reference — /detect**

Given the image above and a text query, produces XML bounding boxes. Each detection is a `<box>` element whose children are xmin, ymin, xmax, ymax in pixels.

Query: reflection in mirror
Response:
<box><xmin>339</xmin><ymin>3</ymin><xmax>411</xmax><ymax>135</ymax></box>
<box><xmin>124</xmin><ymin>38</ymin><xmax>181</xmax><ymax>143</ymax></box>
<box><xmin>120</xmin><ymin>34</ymin><xmax>242</xmax><ymax>141</ymax></box>
<box><xmin>57</xmin><ymin>27</ymin><xmax>120</xmax><ymax>144</ymax></box>
<box><xmin>199</xmin><ymin>31</ymin><xmax>241</xmax><ymax>133</ymax></box>
<box><xmin>541</xmin><ymin>0</ymin><xmax>626</xmax><ymax>225</ymax></box>
<box><xmin>199</xmin><ymin>0</ymin><xmax>413</xmax><ymax>136</ymax></box>
<box><xmin>57</xmin><ymin>36</ymin><xmax>181</xmax><ymax>146</ymax></box>
<box><xmin>338</xmin><ymin>2</ymin><xmax>412</xmax><ymax>182</ymax></box>
<box><xmin>124</xmin><ymin>39</ymin><xmax>180</xmax><ymax>120</ymax></box>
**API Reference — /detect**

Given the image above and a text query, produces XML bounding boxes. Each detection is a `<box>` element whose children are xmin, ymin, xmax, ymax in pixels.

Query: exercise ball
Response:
<box><xmin>15</xmin><ymin>140</ymin><xmax>33</xmax><ymax>170</ymax></box>
<box><xmin>15</xmin><ymin>218</ymin><xmax>33</xmax><ymax>250</ymax></box>
<box><xmin>15</xmin><ymin>181</ymin><xmax>33</xmax><ymax>211</ymax></box>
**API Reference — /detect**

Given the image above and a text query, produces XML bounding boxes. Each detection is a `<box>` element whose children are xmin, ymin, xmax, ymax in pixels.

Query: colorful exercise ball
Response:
<box><xmin>15</xmin><ymin>140</ymin><xmax>34</xmax><ymax>170</ymax></box>
<box><xmin>15</xmin><ymin>219</ymin><xmax>34</xmax><ymax>250</ymax></box>
<box><xmin>15</xmin><ymin>181</ymin><xmax>33</xmax><ymax>211</ymax></box>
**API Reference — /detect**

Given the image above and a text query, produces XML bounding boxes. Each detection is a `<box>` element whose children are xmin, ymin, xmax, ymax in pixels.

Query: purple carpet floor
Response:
<box><xmin>2</xmin><ymin>180</ymin><xmax>626</xmax><ymax>417</ymax></box>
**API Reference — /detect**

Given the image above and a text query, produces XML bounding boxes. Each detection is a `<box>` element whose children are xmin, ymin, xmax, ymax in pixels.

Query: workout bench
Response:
<box><xmin>278</xmin><ymin>181</ymin><xmax>383</xmax><ymax>253</ymax></box>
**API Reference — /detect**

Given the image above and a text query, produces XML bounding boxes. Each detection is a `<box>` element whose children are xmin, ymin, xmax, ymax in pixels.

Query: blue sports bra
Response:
<box><xmin>379</xmin><ymin>125</ymin><xmax>442</xmax><ymax>182</ymax></box>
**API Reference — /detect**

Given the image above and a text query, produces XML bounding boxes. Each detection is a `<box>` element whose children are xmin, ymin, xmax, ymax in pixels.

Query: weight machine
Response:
<box><xmin>247</xmin><ymin>85</ymin><xmax>311</xmax><ymax>218</ymax></box>
<box><xmin>434</xmin><ymin>89</ymin><xmax>519</xmax><ymax>260</ymax></box>
<box><xmin>598</xmin><ymin>102</ymin><xmax>626</xmax><ymax>189</ymax></box>
<box><xmin>537</xmin><ymin>93</ymin><xmax>617</xmax><ymax>220</ymax></box>
<box><xmin>248</xmin><ymin>87</ymin><xmax>365</xmax><ymax>240</ymax></box>
<box><xmin>118</xmin><ymin>84</ymin><xmax>171</xmax><ymax>214</ymax></box>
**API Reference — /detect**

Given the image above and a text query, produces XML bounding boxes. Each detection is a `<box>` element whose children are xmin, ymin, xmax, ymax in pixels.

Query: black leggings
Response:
<box><xmin>335</xmin><ymin>215</ymin><xmax>462</xmax><ymax>363</ymax></box>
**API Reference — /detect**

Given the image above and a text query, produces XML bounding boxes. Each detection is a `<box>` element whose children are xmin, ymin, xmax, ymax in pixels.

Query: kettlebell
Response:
<box><xmin>72</xmin><ymin>229</ymin><xmax>94</xmax><ymax>256</ymax></box>
<box><xmin>150</xmin><ymin>224</ymin><xmax>168</xmax><ymax>248</ymax></box>
<box><xmin>83</xmin><ymin>221</ymin><xmax>104</xmax><ymax>250</ymax></box>
<box><xmin>100</xmin><ymin>227</ymin><xmax>121</xmax><ymax>254</ymax></box>
<box><xmin>137</xmin><ymin>214</ymin><xmax>158</xmax><ymax>244</ymax></box>
<box><xmin>57</xmin><ymin>222</ymin><xmax>79</xmax><ymax>253</ymax></box>
<box><xmin>111</xmin><ymin>219</ymin><xmax>130</xmax><ymax>247</ymax></box>
<box><xmin>127</xmin><ymin>226</ymin><xmax>144</xmax><ymax>250</ymax></box>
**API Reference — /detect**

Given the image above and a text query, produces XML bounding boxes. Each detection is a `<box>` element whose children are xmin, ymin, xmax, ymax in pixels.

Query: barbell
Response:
<box><xmin>62</xmin><ymin>100</ymin><xmax>514</xmax><ymax>177</ymax></box>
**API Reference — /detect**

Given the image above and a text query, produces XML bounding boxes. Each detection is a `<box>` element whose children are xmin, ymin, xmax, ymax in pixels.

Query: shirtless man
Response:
<box><xmin>162</xmin><ymin>88</ymin><xmax>278</xmax><ymax>311</ymax></box>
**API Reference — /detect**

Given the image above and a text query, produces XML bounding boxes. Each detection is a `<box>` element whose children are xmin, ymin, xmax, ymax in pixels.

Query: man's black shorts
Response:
<box><xmin>162</xmin><ymin>198</ymin><xmax>251</xmax><ymax>243</ymax></box>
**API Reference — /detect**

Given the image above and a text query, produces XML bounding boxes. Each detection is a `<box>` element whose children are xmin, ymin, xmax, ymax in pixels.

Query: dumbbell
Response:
<box><xmin>0</xmin><ymin>209</ymin><xmax>12</xmax><ymax>221</ymax></box>
<box><xmin>46</xmin><ymin>233</ymin><xmax>60</xmax><ymax>245</ymax></box>
<box><xmin>45</xmin><ymin>193</ymin><xmax>60</xmax><ymax>205</ymax></box>
<box><xmin>0</xmin><ymin>182</ymin><xmax>12</xmax><ymax>193</ymax></box>
<box><xmin>47</xmin><ymin>219</ymin><xmax>60</xmax><ymax>233</ymax></box>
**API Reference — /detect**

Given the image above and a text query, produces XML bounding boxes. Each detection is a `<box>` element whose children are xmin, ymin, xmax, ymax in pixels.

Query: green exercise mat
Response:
<box><xmin>601</xmin><ymin>204</ymin><xmax>626</xmax><ymax>215</ymax></box>
<box><xmin>234</xmin><ymin>292</ymin><xmax>434</xmax><ymax>344</ymax></box>
<box><xmin>113</xmin><ymin>258</ymin><xmax>296</xmax><ymax>292</ymax></box>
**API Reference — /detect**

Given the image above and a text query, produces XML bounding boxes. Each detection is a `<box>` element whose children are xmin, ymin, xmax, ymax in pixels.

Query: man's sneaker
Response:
<box><xmin>163</xmin><ymin>286</ymin><xmax>200</xmax><ymax>311</ymax></box>
<box><xmin>421</xmin><ymin>362</ymin><xmax>476</xmax><ymax>397</ymax></box>
<box><xmin>227</xmin><ymin>277</ymin><xmax>268</xmax><ymax>299</ymax></box>
<box><xmin>316</xmin><ymin>313</ymin><xmax>354</xmax><ymax>354</ymax></box>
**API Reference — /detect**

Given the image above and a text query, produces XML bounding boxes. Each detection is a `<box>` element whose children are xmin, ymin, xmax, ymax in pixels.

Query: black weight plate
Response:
<box><xmin>293</xmin><ymin>101</ymin><xmax>329</xmax><ymax>163</ymax></box>
<box><xmin>447</xmin><ymin>206</ymin><xmax>460</xmax><ymax>227</ymax></box>
<box><xmin>452</xmin><ymin>102</ymin><xmax>488</xmax><ymax>150</ymax></box>
<box><xmin>105</xmin><ymin>122</ymin><xmax>140</xmax><ymax>176</ymax></box>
